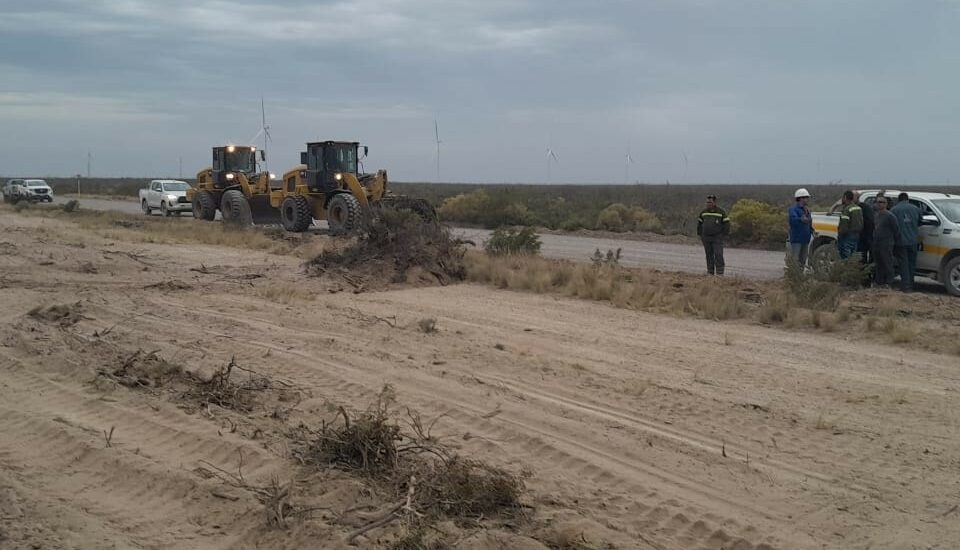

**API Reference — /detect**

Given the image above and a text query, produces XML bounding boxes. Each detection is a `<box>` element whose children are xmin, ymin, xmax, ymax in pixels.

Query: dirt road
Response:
<box><xmin>1</xmin><ymin>210</ymin><xmax>958</xmax><ymax>549</ymax></box>
<box><xmin>57</xmin><ymin>196</ymin><xmax>788</xmax><ymax>279</ymax></box>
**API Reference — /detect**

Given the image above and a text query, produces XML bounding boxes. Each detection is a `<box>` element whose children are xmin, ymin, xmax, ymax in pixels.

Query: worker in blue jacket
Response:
<box><xmin>788</xmin><ymin>188</ymin><xmax>813</xmax><ymax>268</ymax></box>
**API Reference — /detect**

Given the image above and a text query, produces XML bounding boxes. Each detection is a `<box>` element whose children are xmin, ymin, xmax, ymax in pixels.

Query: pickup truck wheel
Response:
<box><xmin>943</xmin><ymin>256</ymin><xmax>960</xmax><ymax>297</ymax></box>
<box><xmin>281</xmin><ymin>195</ymin><xmax>312</xmax><ymax>232</ymax></box>
<box><xmin>142</xmin><ymin>199</ymin><xmax>152</xmax><ymax>215</ymax></box>
<box><xmin>327</xmin><ymin>193</ymin><xmax>361</xmax><ymax>235</ymax></box>
<box><xmin>809</xmin><ymin>242</ymin><xmax>838</xmax><ymax>274</ymax></box>
<box><xmin>161</xmin><ymin>202</ymin><xmax>172</xmax><ymax>217</ymax></box>
<box><xmin>192</xmin><ymin>191</ymin><xmax>216</xmax><ymax>221</ymax></box>
<box><xmin>221</xmin><ymin>190</ymin><xmax>253</xmax><ymax>228</ymax></box>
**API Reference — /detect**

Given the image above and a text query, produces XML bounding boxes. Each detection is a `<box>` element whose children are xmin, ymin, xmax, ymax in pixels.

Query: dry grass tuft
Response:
<box><xmin>311</xmin><ymin>386</ymin><xmax>402</xmax><ymax>475</ymax></box>
<box><xmin>418</xmin><ymin>317</ymin><xmax>438</xmax><ymax>334</ymax></box>
<box><xmin>28</xmin><ymin>302</ymin><xmax>86</xmax><ymax>327</ymax></box>
<box><xmin>260</xmin><ymin>284</ymin><xmax>316</xmax><ymax>305</ymax></box>
<box><xmin>306</xmin><ymin>210</ymin><xmax>466</xmax><ymax>289</ymax></box>
<box><xmin>466</xmin><ymin>252</ymin><xmax>749</xmax><ymax>321</ymax></box>
<box><xmin>409</xmin><ymin>455</ymin><xmax>525</xmax><ymax>519</ymax></box>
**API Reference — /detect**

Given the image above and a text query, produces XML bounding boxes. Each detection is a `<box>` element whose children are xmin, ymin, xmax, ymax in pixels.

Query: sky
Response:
<box><xmin>2</xmin><ymin>0</ymin><xmax>959</xmax><ymax>184</ymax></box>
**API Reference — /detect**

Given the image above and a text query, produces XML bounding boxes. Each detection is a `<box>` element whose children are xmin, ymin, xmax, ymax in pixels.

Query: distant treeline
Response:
<box><xmin>6</xmin><ymin>177</ymin><xmax>954</xmax><ymax>248</ymax></box>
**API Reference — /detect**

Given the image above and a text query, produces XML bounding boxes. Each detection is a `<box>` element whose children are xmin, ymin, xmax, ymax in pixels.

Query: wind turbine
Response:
<box><xmin>625</xmin><ymin>146</ymin><xmax>635</xmax><ymax>184</ymax></box>
<box><xmin>249</xmin><ymin>97</ymin><xmax>272</xmax><ymax>172</ymax></box>
<box><xmin>434</xmin><ymin>119</ymin><xmax>442</xmax><ymax>182</ymax></box>
<box><xmin>681</xmin><ymin>150</ymin><xmax>689</xmax><ymax>183</ymax></box>
<box><xmin>546</xmin><ymin>147</ymin><xmax>559</xmax><ymax>183</ymax></box>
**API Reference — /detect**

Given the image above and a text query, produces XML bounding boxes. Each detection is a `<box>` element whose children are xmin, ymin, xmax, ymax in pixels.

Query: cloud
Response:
<box><xmin>1</xmin><ymin>0</ymin><xmax>959</xmax><ymax>183</ymax></box>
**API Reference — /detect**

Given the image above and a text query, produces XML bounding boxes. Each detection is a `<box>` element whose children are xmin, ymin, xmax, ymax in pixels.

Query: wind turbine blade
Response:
<box><xmin>434</xmin><ymin>120</ymin><xmax>440</xmax><ymax>143</ymax></box>
<box><xmin>249</xmin><ymin>127</ymin><xmax>264</xmax><ymax>144</ymax></box>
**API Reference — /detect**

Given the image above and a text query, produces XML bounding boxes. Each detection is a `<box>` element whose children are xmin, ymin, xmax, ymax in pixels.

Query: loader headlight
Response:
<box><xmin>334</xmin><ymin>173</ymin><xmax>343</xmax><ymax>181</ymax></box>
<box><xmin>226</xmin><ymin>173</ymin><xmax>235</xmax><ymax>180</ymax></box>
<box><xmin>227</xmin><ymin>145</ymin><xmax>235</xmax><ymax>153</ymax></box>
<box><xmin>270</xmin><ymin>172</ymin><xmax>278</xmax><ymax>180</ymax></box>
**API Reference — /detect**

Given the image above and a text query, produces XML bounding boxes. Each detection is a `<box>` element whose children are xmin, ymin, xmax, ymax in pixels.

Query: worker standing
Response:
<box><xmin>697</xmin><ymin>194</ymin><xmax>731</xmax><ymax>276</ymax></box>
<box><xmin>788</xmin><ymin>188</ymin><xmax>813</xmax><ymax>268</ymax></box>
<box><xmin>837</xmin><ymin>190</ymin><xmax>864</xmax><ymax>259</ymax></box>
<box><xmin>891</xmin><ymin>192</ymin><xmax>921</xmax><ymax>292</ymax></box>
<box><xmin>853</xmin><ymin>191</ymin><xmax>875</xmax><ymax>264</ymax></box>
<box><xmin>872</xmin><ymin>196</ymin><xmax>901</xmax><ymax>287</ymax></box>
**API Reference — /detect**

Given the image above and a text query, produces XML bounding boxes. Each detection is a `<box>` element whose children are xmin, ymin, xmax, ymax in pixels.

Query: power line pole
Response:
<box><xmin>86</xmin><ymin>151</ymin><xmax>91</xmax><ymax>178</ymax></box>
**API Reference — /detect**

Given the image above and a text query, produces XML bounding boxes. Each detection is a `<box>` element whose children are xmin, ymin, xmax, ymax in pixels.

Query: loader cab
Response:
<box><xmin>300</xmin><ymin>141</ymin><xmax>366</xmax><ymax>193</ymax></box>
<box><xmin>211</xmin><ymin>145</ymin><xmax>257</xmax><ymax>187</ymax></box>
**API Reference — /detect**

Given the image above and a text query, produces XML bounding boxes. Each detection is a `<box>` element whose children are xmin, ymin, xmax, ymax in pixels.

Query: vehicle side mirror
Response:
<box><xmin>260</xmin><ymin>150</ymin><xmax>266</xmax><ymax>161</ymax></box>
<box><xmin>363</xmin><ymin>146</ymin><xmax>369</xmax><ymax>157</ymax></box>
<box><xmin>921</xmin><ymin>214</ymin><xmax>940</xmax><ymax>226</ymax></box>
<box><xmin>300</xmin><ymin>152</ymin><xmax>308</xmax><ymax>165</ymax></box>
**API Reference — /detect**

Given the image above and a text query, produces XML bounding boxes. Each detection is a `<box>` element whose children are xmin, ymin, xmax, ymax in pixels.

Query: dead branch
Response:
<box><xmin>103</xmin><ymin>426</ymin><xmax>115</xmax><ymax>448</ymax></box>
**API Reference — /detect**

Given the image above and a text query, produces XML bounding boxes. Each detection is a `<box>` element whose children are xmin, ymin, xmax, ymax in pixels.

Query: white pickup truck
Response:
<box><xmin>809</xmin><ymin>190</ymin><xmax>960</xmax><ymax>296</ymax></box>
<box><xmin>139</xmin><ymin>180</ymin><xmax>192</xmax><ymax>217</ymax></box>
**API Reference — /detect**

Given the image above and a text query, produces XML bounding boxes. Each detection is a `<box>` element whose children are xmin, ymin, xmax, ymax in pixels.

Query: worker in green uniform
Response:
<box><xmin>697</xmin><ymin>194</ymin><xmax>731</xmax><ymax>276</ymax></box>
<box><xmin>837</xmin><ymin>190</ymin><xmax>864</xmax><ymax>259</ymax></box>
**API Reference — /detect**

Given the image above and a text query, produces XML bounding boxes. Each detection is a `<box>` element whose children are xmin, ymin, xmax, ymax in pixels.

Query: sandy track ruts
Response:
<box><xmin>1</xmin><ymin>212</ymin><xmax>958</xmax><ymax>549</ymax></box>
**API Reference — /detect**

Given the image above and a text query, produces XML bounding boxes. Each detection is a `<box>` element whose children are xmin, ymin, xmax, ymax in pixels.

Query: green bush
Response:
<box><xmin>596</xmin><ymin>203</ymin><xmax>664</xmax><ymax>233</ymax></box>
<box><xmin>729</xmin><ymin>199</ymin><xmax>787</xmax><ymax>247</ymax></box>
<box><xmin>484</xmin><ymin>227</ymin><xmax>542</xmax><ymax>256</ymax></box>
<box><xmin>438</xmin><ymin>190</ymin><xmax>492</xmax><ymax>224</ymax></box>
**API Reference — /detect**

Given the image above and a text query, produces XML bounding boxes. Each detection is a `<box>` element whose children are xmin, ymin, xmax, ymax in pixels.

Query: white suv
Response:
<box><xmin>3</xmin><ymin>179</ymin><xmax>54</xmax><ymax>203</ymax></box>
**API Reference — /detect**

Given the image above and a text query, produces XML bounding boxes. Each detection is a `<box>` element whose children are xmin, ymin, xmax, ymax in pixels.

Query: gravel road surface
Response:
<box><xmin>56</xmin><ymin>195</ymin><xmax>787</xmax><ymax>279</ymax></box>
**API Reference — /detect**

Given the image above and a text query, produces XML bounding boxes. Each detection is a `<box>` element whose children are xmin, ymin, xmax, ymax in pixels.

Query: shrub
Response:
<box><xmin>484</xmin><ymin>227</ymin><xmax>541</xmax><ymax>256</ymax></box>
<box><xmin>62</xmin><ymin>199</ymin><xmax>80</xmax><ymax>213</ymax></box>
<box><xmin>306</xmin><ymin>209</ymin><xmax>466</xmax><ymax>286</ymax></box>
<box><xmin>729</xmin><ymin>199</ymin><xmax>787</xmax><ymax>247</ymax></box>
<box><xmin>437</xmin><ymin>190</ymin><xmax>491</xmax><ymax>224</ymax></box>
<box><xmin>596</xmin><ymin>203</ymin><xmax>664</xmax><ymax>233</ymax></box>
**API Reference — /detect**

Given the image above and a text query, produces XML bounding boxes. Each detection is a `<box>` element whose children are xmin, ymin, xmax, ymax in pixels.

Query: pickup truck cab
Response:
<box><xmin>3</xmin><ymin>179</ymin><xmax>53</xmax><ymax>203</ymax></box>
<box><xmin>810</xmin><ymin>190</ymin><xmax>960</xmax><ymax>296</ymax></box>
<box><xmin>139</xmin><ymin>180</ymin><xmax>192</xmax><ymax>217</ymax></box>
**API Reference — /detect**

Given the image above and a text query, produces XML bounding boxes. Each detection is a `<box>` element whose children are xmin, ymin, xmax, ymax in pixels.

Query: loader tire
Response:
<box><xmin>281</xmin><ymin>195</ymin><xmax>312</xmax><ymax>233</ymax></box>
<box><xmin>327</xmin><ymin>193</ymin><xmax>361</xmax><ymax>235</ymax></box>
<box><xmin>221</xmin><ymin>190</ymin><xmax>253</xmax><ymax>228</ymax></box>
<box><xmin>192</xmin><ymin>191</ymin><xmax>216</xmax><ymax>221</ymax></box>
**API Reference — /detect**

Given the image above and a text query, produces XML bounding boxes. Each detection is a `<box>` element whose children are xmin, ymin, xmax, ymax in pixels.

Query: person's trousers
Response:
<box><xmin>838</xmin><ymin>234</ymin><xmax>859</xmax><ymax>259</ymax></box>
<box><xmin>873</xmin><ymin>242</ymin><xmax>896</xmax><ymax>286</ymax></box>
<box><xmin>897</xmin><ymin>244</ymin><xmax>918</xmax><ymax>291</ymax></box>
<box><xmin>789</xmin><ymin>241</ymin><xmax>809</xmax><ymax>268</ymax></box>
<box><xmin>702</xmin><ymin>236</ymin><xmax>725</xmax><ymax>275</ymax></box>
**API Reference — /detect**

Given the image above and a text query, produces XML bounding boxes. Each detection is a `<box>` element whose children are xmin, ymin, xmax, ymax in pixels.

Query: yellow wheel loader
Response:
<box><xmin>272</xmin><ymin>141</ymin><xmax>436</xmax><ymax>234</ymax></box>
<box><xmin>186</xmin><ymin>145</ymin><xmax>279</xmax><ymax>226</ymax></box>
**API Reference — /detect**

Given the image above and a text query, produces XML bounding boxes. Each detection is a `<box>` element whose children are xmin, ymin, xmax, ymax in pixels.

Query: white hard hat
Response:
<box><xmin>794</xmin><ymin>188</ymin><xmax>810</xmax><ymax>199</ymax></box>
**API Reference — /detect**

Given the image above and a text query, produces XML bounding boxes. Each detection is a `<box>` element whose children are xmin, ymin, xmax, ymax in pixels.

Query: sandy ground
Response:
<box><xmin>56</xmin><ymin>196</ymin><xmax>788</xmax><ymax>279</ymax></box>
<box><xmin>1</xmin><ymin>211</ymin><xmax>959</xmax><ymax>549</ymax></box>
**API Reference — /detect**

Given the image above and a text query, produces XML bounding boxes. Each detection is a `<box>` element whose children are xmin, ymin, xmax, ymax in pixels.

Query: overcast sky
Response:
<box><xmin>2</xmin><ymin>0</ymin><xmax>959</xmax><ymax>184</ymax></box>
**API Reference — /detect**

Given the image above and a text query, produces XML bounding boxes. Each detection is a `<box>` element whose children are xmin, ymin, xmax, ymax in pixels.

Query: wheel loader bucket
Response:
<box><xmin>248</xmin><ymin>194</ymin><xmax>282</xmax><ymax>225</ymax></box>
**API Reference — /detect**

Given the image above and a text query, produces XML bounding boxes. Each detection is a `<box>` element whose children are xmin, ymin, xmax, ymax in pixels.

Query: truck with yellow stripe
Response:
<box><xmin>809</xmin><ymin>190</ymin><xmax>960</xmax><ymax>296</ymax></box>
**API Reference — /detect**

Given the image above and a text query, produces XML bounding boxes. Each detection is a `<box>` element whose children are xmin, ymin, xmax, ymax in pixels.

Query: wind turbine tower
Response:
<box><xmin>434</xmin><ymin>119</ymin><xmax>442</xmax><ymax>182</ymax></box>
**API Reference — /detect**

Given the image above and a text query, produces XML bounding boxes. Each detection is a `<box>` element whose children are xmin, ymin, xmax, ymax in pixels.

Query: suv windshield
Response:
<box><xmin>162</xmin><ymin>182</ymin><xmax>190</xmax><ymax>191</ymax></box>
<box><xmin>932</xmin><ymin>199</ymin><xmax>960</xmax><ymax>223</ymax></box>
<box><xmin>323</xmin><ymin>145</ymin><xmax>358</xmax><ymax>174</ymax></box>
<box><xmin>26</xmin><ymin>181</ymin><xmax>47</xmax><ymax>187</ymax></box>
<box><xmin>224</xmin><ymin>150</ymin><xmax>255</xmax><ymax>172</ymax></box>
